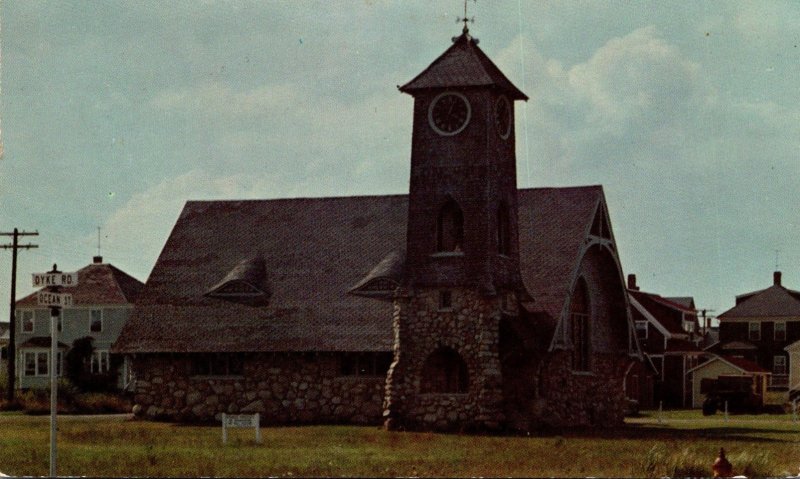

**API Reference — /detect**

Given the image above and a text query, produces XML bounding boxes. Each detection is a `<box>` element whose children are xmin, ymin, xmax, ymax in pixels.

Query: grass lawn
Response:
<box><xmin>1</xmin><ymin>410</ymin><xmax>800</xmax><ymax>477</ymax></box>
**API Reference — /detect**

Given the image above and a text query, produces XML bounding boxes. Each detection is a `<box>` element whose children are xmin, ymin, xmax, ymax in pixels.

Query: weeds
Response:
<box><xmin>0</xmin><ymin>380</ymin><xmax>130</xmax><ymax>414</ymax></box>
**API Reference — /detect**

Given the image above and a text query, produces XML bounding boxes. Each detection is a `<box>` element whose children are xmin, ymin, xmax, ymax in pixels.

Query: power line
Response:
<box><xmin>1</xmin><ymin>228</ymin><xmax>39</xmax><ymax>400</ymax></box>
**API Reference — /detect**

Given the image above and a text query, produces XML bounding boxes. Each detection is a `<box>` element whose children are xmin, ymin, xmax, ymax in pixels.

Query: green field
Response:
<box><xmin>1</xmin><ymin>410</ymin><xmax>800</xmax><ymax>477</ymax></box>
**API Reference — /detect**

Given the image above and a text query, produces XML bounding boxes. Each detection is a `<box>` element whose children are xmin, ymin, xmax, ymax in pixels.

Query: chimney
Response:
<box><xmin>93</xmin><ymin>255</ymin><xmax>103</xmax><ymax>264</ymax></box>
<box><xmin>774</xmin><ymin>271</ymin><xmax>782</xmax><ymax>286</ymax></box>
<box><xmin>627</xmin><ymin>274</ymin><xmax>639</xmax><ymax>291</ymax></box>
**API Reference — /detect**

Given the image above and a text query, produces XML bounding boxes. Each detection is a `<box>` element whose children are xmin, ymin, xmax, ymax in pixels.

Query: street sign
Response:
<box><xmin>32</xmin><ymin>272</ymin><xmax>78</xmax><ymax>288</ymax></box>
<box><xmin>37</xmin><ymin>291</ymin><xmax>73</xmax><ymax>307</ymax></box>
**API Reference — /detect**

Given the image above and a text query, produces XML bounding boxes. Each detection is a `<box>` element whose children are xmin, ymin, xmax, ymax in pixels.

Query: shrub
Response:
<box><xmin>73</xmin><ymin>392</ymin><xmax>132</xmax><ymax>414</ymax></box>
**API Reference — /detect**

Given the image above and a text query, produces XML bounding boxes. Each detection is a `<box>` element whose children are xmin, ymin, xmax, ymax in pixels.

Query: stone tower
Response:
<box><xmin>384</xmin><ymin>27</ymin><xmax>528</xmax><ymax>431</ymax></box>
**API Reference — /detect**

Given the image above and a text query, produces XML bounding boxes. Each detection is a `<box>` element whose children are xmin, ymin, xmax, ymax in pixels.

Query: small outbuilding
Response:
<box><xmin>688</xmin><ymin>355</ymin><xmax>769</xmax><ymax>409</ymax></box>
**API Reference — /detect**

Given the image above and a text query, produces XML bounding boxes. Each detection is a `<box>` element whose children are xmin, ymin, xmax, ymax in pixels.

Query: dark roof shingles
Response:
<box><xmin>16</xmin><ymin>263</ymin><xmax>143</xmax><ymax>308</ymax></box>
<box><xmin>115</xmin><ymin>187</ymin><xmax>602</xmax><ymax>353</ymax></box>
<box><xmin>399</xmin><ymin>33</ymin><xmax>527</xmax><ymax>100</ymax></box>
<box><xmin>719</xmin><ymin>285</ymin><xmax>800</xmax><ymax>319</ymax></box>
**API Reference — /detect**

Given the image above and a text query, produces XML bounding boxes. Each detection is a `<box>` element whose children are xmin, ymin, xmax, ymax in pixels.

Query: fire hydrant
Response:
<box><xmin>712</xmin><ymin>447</ymin><xmax>733</xmax><ymax>478</ymax></box>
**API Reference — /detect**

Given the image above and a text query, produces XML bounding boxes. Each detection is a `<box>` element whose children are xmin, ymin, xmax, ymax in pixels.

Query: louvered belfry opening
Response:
<box><xmin>436</xmin><ymin>199</ymin><xmax>464</xmax><ymax>252</ymax></box>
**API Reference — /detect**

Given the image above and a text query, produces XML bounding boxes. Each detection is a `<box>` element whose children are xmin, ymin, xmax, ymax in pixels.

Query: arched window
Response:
<box><xmin>497</xmin><ymin>202</ymin><xmax>511</xmax><ymax>255</ymax></box>
<box><xmin>421</xmin><ymin>347</ymin><xmax>469</xmax><ymax>393</ymax></box>
<box><xmin>570</xmin><ymin>278</ymin><xmax>591</xmax><ymax>371</ymax></box>
<box><xmin>436</xmin><ymin>199</ymin><xmax>464</xmax><ymax>252</ymax></box>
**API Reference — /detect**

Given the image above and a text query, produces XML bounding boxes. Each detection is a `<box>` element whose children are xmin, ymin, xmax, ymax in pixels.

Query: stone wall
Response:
<box><xmin>131</xmin><ymin>353</ymin><xmax>385</xmax><ymax>424</ymax></box>
<box><xmin>535</xmin><ymin>351</ymin><xmax>629</xmax><ymax>428</ymax></box>
<box><xmin>384</xmin><ymin>288</ymin><xmax>511</xmax><ymax>431</ymax></box>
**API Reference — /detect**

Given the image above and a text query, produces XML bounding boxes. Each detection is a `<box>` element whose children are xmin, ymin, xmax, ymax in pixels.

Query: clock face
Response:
<box><xmin>495</xmin><ymin>95</ymin><xmax>511</xmax><ymax>139</ymax></box>
<box><xmin>428</xmin><ymin>92</ymin><xmax>471</xmax><ymax>136</ymax></box>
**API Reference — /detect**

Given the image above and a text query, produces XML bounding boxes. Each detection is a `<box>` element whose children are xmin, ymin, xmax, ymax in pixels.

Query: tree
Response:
<box><xmin>65</xmin><ymin>336</ymin><xmax>95</xmax><ymax>390</ymax></box>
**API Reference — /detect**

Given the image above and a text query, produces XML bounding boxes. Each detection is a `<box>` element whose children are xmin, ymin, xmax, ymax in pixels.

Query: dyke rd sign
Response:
<box><xmin>32</xmin><ymin>272</ymin><xmax>78</xmax><ymax>287</ymax></box>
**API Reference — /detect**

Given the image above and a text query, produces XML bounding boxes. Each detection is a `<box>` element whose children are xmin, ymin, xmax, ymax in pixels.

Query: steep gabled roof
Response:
<box><xmin>16</xmin><ymin>261</ymin><xmax>144</xmax><ymax>308</ymax></box>
<box><xmin>666</xmin><ymin>297</ymin><xmax>695</xmax><ymax>310</ymax></box>
<box><xmin>719</xmin><ymin>283</ymin><xmax>800</xmax><ymax>319</ymax></box>
<box><xmin>687</xmin><ymin>354</ymin><xmax>769</xmax><ymax>375</ymax></box>
<box><xmin>628</xmin><ymin>289</ymin><xmax>691</xmax><ymax>336</ymax></box>
<box><xmin>114</xmin><ymin>195</ymin><xmax>408</xmax><ymax>353</ymax></box>
<box><xmin>399</xmin><ymin>32</ymin><xmax>527</xmax><ymax>100</ymax></box>
<box><xmin>113</xmin><ymin>187</ymin><xmax>607</xmax><ymax>354</ymax></box>
<box><xmin>518</xmin><ymin>186</ymin><xmax>604</xmax><ymax>331</ymax></box>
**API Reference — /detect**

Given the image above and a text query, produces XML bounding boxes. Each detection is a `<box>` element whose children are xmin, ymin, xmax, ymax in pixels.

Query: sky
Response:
<box><xmin>1</xmin><ymin>1</ymin><xmax>799</xmax><ymax>326</ymax></box>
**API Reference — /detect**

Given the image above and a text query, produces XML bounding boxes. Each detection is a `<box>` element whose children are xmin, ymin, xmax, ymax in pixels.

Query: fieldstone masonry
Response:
<box><xmin>534</xmin><ymin>352</ymin><xmax>629</xmax><ymax>428</ymax></box>
<box><xmin>384</xmin><ymin>288</ymin><xmax>508</xmax><ymax>431</ymax></box>
<box><xmin>133</xmin><ymin>353</ymin><xmax>384</xmax><ymax>424</ymax></box>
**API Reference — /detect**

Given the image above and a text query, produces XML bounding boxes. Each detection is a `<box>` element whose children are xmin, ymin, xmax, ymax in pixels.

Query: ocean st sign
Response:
<box><xmin>37</xmin><ymin>291</ymin><xmax>74</xmax><ymax>307</ymax></box>
<box><xmin>32</xmin><ymin>272</ymin><xmax>78</xmax><ymax>287</ymax></box>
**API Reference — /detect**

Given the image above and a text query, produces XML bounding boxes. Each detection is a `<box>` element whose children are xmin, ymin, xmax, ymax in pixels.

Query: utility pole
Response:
<box><xmin>1</xmin><ymin>228</ymin><xmax>39</xmax><ymax>401</ymax></box>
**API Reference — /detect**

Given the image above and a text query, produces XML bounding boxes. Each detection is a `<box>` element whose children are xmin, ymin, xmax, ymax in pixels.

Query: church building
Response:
<box><xmin>113</xmin><ymin>26</ymin><xmax>641</xmax><ymax>431</ymax></box>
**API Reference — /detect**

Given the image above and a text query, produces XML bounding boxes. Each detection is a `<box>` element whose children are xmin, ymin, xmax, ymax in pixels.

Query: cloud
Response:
<box><xmin>567</xmin><ymin>27</ymin><xmax>711</xmax><ymax>134</ymax></box>
<box><xmin>92</xmin><ymin>170</ymin><xmax>285</xmax><ymax>279</ymax></box>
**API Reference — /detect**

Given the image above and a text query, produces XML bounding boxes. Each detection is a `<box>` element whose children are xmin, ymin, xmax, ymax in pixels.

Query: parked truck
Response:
<box><xmin>700</xmin><ymin>375</ymin><xmax>762</xmax><ymax>415</ymax></box>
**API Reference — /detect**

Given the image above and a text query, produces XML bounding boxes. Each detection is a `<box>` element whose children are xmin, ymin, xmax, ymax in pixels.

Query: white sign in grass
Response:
<box><xmin>221</xmin><ymin>413</ymin><xmax>261</xmax><ymax>444</ymax></box>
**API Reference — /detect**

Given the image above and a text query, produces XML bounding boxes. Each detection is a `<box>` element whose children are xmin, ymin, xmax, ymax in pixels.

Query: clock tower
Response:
<box><xmin>384</xmin><ymin>27</ymin><xmax>529</xmax><ymax>431</ymax></box>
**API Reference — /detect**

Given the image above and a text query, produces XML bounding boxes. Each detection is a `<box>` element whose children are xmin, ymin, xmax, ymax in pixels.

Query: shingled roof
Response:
<box><xmin>113</xmin><ymin>187</ymin><xmax>606</xmax><ymax>354</ymax></box>
<box><xmin>16</xmin><ymin>259</ymin><xmax>144</xmax><ymax>308</ymax></box>
<box><xmin>718</xmin><ymin>272</ymin><xmax>800</xmax><ymax>319</ymax></box>
<box><xmin>399</xmin><ymin>31</ymin><xmax>528</xmax><ymax>101</ymax></box>
<box><xmin>629</xmin><ymin>289</ymin><xmax>692</xmax><ymax>336</ymax></box>
<box><xmin>518</xmin><ymin>186</ymin><xmax>604</xmax><ymax>330</ymax></box>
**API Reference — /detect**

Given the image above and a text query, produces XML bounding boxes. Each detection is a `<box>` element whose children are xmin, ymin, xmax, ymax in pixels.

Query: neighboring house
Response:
<box><xmin>688</xmin><ymin>355</ymin><xmax>770</xmax><ymax>409</ymax></box>
<box><xmin>0</xmin><ymin>322</ymin><xmax>9</xmax><ymax>372</ymax></box>
<box><xmin>626</xmin><ymin>274</ymin><xmax>705</xmax><ymax>408</ymax></box>
<box><xmin>113</xmin><ymin>28</ymin><xmax>642</xmax><ymax>431</ymax></box>
<box><xmin>711</xmin><ymin>271</ymin><xmax>800</xmax><ymax>405</ymax></box>
<box><xmin>14</xmin><ymin>256</ymin><xmax>143</xmax><ymax>390</ymax></box>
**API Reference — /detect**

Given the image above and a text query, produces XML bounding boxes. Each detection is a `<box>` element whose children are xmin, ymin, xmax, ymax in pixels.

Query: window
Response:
<box><xmin>339</xmin><ymin>352</ymin><xmax>391</xmax><ymax>377</ymax></box>
<box><xmin>436</xmin><ymin>199</ymin><xmax>464</xmax><ymax>252</ymax></box>
<box><xmin>774</xmin><ymin>355</ymin><xmax>787</xmax><ymax>375</ymax></box>
<box><xmin>191</xmin><ymin>354</ymin><xmax>244</xmax><ymax>377</ymax></box>
<box><xmin>20</xmin><ymin>311</ymin><xmax>34</xmax><ymax>333</ymax></box>
<box><xmin>24</xmin><ymin>352</ymin><xmax>37</xmax><ymax>376</ymax></box>
<box><xmin>774</xmin><ymin>321</ymin><xmax>786</xmax><ymax>341</ymax></box>
<box><xmin>748</xmin><ymin>321</ymin><xmax>761</xmax><ymax>341</ymax></box>
<box><xmin>438</xmin><ymin>290</ymin><xmax>453</xmax><ymax>311</ymax></box>
<box><xmin>497</xmin><ymin>203</ymin><xmax>511</xmax><ymax>255</ymax></box>
<box><xmin>421</xmin><ymin>347</ymin><xmax>468</xmax><ymax>393</ymax></box>
<box><xmin>501</xmin><ymin>291</ymin><xmax>515</xmax><ymax>313</ymax></box>
<box><xmin>635</xmin><ymin>321</ymin><xmax>648</xmax><ymax>340</ymax></box>
<box><xmin>22</xmin><ymin>351</ymin><xmax>61</xmax><ymax>377</ymax></box>
<box><xmin>570</xmin><ymin>278</ymin><xmax>591</xmax><ymax>371</ymax></box>
<box><xmin>90</xmin><ymin>309</ymin><xmax>103</xmax><ymax>333</ymax></box>
<box><xmin>91</xmin><ymin>350</ymin><xmax>110</xmax><ymax>374</ymax></box>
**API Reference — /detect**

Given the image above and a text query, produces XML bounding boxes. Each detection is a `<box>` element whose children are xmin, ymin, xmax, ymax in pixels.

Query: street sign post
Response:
<box><xmin>33</xmin><ymin>264</ymin><xmax>77</xmax><ymax>478</ymax></box>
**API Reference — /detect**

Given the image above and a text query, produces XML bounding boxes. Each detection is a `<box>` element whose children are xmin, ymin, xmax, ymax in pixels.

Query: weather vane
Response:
<box><xmin>457</xmin><ymin>0</ymin><xmax>476</xmax><ymax>34</ymax></box>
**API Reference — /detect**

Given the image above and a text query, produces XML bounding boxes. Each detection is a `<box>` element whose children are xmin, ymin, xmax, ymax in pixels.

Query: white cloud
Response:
<box><xmin>92</xmin><ymin>170</ymin><xmax>285</xmax><ymax>279</ymax></box>
<box><xmin>566</xmin><ymin>26</ymin><xmax>712</xmax><ymax>136</ymax></box>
